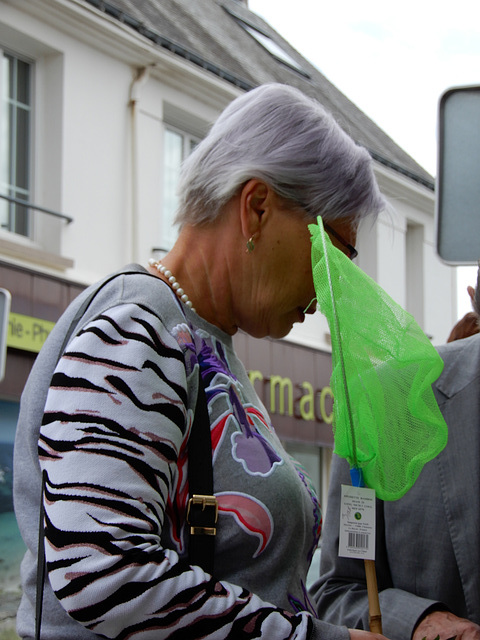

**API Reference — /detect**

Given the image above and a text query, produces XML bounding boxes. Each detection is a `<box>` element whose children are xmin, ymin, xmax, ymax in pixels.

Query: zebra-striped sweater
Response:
<box><xmin>14</xmin><ymin>267</ymin><xmax>347</xmax><ymax>640</ymax></box>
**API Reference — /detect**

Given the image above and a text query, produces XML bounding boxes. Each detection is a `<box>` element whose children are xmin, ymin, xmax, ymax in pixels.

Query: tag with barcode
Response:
<box><xmin>338</xmin><ymin>484</ymin><xmax>375</xmax><ymax>560</ymax></box>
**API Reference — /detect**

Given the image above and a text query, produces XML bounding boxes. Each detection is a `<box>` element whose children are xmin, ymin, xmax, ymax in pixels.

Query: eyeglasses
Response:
<box><xmin>324</xmin><ymin>223</ymin><xmax>358</xmax><ymax>260</ymax></box>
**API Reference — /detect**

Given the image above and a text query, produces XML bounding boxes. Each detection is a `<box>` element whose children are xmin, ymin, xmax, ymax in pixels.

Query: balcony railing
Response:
<box><xmin>0</xmin><ymin>193</ymin><xmax>74</xmax><ymax>269</ymax></box>
<box><xmin>0</xmin><ymin>193</ymin><xmax>73</xmax><ymax>225</ymax></box>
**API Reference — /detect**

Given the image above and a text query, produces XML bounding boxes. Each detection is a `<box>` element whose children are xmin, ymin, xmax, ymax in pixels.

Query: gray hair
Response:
<box><xmin>175</xmin><ymin>83</ymin><xmax>385</xmax><ymax>227</ymax></box>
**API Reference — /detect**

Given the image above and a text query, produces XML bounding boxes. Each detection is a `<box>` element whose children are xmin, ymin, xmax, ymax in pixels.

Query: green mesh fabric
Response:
<box><xmin>310</xmin><ymin>217</ymin><xmax>448</xmax><ymax>500</ymax></box>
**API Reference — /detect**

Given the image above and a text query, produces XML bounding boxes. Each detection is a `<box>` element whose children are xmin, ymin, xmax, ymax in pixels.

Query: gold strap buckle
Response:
<box><xmin>186</xmin><ymin>494</ymin><xmax>218</xmax><ymax>536</ymax></box>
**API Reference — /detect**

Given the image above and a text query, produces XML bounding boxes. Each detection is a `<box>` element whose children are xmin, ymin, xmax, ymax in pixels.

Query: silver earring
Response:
<box><xmin>246</xmin><ymin>236</ymin><xmax>255</xmax><ymax>253</ymax></box>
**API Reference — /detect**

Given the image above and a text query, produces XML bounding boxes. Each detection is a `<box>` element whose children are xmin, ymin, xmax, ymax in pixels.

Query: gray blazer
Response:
<box><xmin>312</xmin><ymin>332</ymin><xmax>480</xmax><ymax>640</ymax></box>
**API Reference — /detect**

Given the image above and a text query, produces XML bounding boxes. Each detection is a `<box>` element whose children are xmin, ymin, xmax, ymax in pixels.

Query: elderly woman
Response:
<box><xmin>14</xmin><ymin>83</ymin><xmax>386</xmax><ymax>640</ymax></box>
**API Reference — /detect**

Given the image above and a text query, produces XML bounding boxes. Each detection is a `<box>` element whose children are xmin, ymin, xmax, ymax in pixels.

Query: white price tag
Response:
<box><xmin>339</xmin><ymin>484</ymin><xmax>376</xmax><ymax>560</ymax></box>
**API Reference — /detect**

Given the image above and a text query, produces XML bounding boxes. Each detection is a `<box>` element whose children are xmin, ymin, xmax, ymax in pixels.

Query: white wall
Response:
<box><xmin>372</xmin><ymin>167</ymin><xmax>457</xmax><ymax>344</ymax></box>
<box><xmin>60</xmin><ymin>41</ymin><xmax>132</xmax><ymax>279</ymax></box>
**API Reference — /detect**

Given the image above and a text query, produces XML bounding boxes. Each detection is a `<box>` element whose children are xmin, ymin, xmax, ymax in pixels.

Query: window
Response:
<box><xmin>223</xmin><ymin>6</ymin><xmax>310</xmax><ymax>78</ymax></box>
<box><xmin>0</xmin><ymin>51</ymin><xmax>32</xmax><ymax>236</ymax></box>
<box><xmin>241</xmin><ymin>23</ymin><xmax>308</xmax><ymax>76</ymax></box>
<box><xmin>162</xmin><ymin>126</ymin><xmax>199</xmax><ymax>250</ymax></box>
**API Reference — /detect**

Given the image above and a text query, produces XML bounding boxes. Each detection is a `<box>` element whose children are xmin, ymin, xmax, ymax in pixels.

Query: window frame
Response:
<box><xmin>161</xmin><ymin>123</ymin><xmax>201</xmax><ymax>251</ymax></box>
<box><xmin>0</xmin><ymin>48</ymin><xmax>33</xmax><ymax>238</ymax></box>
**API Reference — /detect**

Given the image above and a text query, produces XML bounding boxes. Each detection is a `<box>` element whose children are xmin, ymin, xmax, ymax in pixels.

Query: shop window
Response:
<box><xmin>0</xmin><ymin>400</ymin><xmax>25</xmax><ymax>594</ymax></box>
<box><xmin>0</xmin><ymin>51</ymin><xmax>32</xmax><ymax>237</ymax></box>
<box><xmin>161</xmin><ymin>126</ymin><xmax>199</xmax><ymax>251</ymax></box>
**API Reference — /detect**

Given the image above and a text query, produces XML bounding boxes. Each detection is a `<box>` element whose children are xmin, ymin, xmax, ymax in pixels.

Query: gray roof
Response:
<box><xmin>85</xmin><ymin>0</ymin><xmax>434</xmax><ymax>189</ymax></box>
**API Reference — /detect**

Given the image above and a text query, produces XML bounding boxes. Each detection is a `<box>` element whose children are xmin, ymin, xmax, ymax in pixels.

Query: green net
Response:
<box><xmin>310</xmin><ymin>217</ymin><xmax>448</xmax><ymax>500</ymax></box>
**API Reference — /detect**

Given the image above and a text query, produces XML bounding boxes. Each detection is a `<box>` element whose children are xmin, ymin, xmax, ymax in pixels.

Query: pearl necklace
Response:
<box><xmin>148</xmin><ymin>258</ymin><xmax>196</xmax><ymax>312</ymax></box>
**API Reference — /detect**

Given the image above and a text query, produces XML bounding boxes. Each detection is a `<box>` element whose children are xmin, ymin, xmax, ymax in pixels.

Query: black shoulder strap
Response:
<box><xmin>35</xmin><ymin>267</ymin><xmax>215</xmax><ymax>638</ymax></box>
<box><xmin>187</xmin><ymin>379</ymin><xmax>216</xmax><ymax>575</ymax></box>
<box><xmin>35</xmin><ymin>471</ymin><xmax>47</xmax><ymax>640</ymax></box>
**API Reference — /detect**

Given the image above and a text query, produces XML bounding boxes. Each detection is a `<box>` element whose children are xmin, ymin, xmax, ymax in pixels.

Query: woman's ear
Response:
<box><xmin>239</xmin><ymin>179</ymin><xmax>270</xmax><ymax>240</ymax></box>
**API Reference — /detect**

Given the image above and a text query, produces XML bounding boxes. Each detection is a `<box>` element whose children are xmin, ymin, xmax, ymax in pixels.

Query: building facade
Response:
<box><xmin>0</xmin><ymin>0</ymin><xmax>456</xmax><ymax>601</ymax></box>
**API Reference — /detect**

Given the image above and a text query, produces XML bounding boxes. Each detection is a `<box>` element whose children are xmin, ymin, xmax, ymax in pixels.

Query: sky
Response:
<box><xmin>248</xmin><ymin>0</ymin><xmax>480</xmax><ymax>318</ymax></box>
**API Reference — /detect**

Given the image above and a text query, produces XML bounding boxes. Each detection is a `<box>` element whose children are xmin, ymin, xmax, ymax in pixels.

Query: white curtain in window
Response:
<box><xmin>162</xmin><ymin>129</ymin><xmax>183</xmax><ymax>250</ymax></box>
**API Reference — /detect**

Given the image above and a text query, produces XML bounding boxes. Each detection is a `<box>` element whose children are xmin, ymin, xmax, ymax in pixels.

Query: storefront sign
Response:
<box><xmin>7</xmin><ymin>312</ymin><xmax>55</xmax><ymax>353</ymax></box>
<box><xmin>249</xmin><ymin>370</ymin><xmax>333</xmax><ymax>424</ymax></box>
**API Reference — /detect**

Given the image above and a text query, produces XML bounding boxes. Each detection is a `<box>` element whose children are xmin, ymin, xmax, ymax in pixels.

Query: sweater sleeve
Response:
<box><xmin>39</xmin><ymin>303</ymin><xmax>333</xmax><ymax>640</ymax></box>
